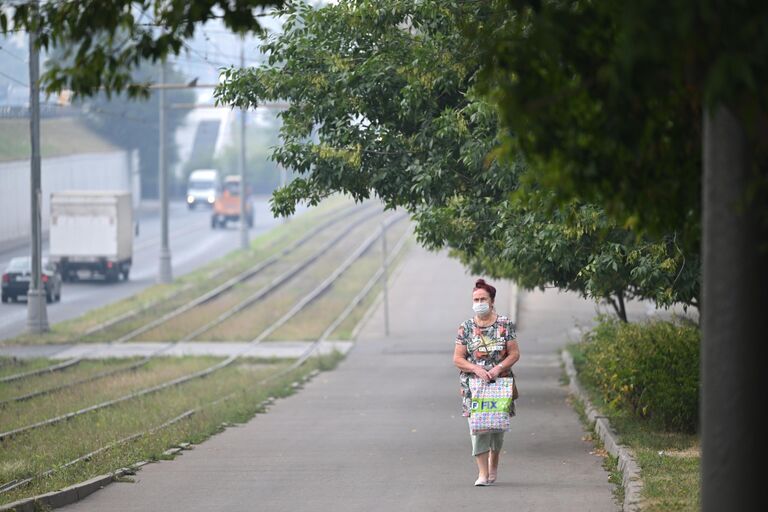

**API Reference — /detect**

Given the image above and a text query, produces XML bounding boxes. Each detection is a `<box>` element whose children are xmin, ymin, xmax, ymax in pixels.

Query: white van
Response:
<box><xmin>186</xmin><ymin>169</ymin><xmax>220</xmax><ymax>209</ymax></box>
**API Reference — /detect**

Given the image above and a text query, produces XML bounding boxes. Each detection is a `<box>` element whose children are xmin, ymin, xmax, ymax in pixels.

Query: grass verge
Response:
<box><xmin>0</xmin><ymin>117</ymin><xmax>119</xmax><ymax>163</ymax></box>
<box><xmin>0</xmin><ymin>352</ymin><xmax>343</xmax><ymax>506</ymax></box>
<box><xmin>567</xmin><ymin>344</ymin><xmax>700</xmax><ymax>511</ymax></box>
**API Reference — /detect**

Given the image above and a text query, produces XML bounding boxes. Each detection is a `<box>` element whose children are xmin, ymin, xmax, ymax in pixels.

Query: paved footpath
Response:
<box><xmin>63</xmin><ymin>246</ymin><xmax>618</xmax><ymax>512</ymax></box>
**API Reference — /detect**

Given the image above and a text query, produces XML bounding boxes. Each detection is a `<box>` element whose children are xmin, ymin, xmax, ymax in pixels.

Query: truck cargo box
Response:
<box><xmin>49</xmin><ymin>191</ymin><xmax>133</xmax><ymax>281</ymax></box>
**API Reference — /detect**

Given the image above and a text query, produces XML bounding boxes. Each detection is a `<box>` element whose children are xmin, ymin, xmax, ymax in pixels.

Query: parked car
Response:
<box><xmin>1</xmin><ymin>257</ymin><xmax>62</xmax><ymax>303</ymax></box>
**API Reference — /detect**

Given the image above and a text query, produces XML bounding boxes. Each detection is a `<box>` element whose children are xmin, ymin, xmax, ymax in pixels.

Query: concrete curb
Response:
<box><xmin>561</xmin><ymin>349</ymin><xmax>643</xmax><ymax>512</ymax></box>
<box><xmin>0</xmin><ymin>468</ymin><xmax>131</xmax><ymax>512</ymax></box>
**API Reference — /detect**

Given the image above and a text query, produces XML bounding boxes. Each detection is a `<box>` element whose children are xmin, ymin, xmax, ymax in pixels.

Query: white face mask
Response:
<box><xmin>473</xmin><ymin>302</ymin><xmax>490</xmax><ymax>315</ymax></box>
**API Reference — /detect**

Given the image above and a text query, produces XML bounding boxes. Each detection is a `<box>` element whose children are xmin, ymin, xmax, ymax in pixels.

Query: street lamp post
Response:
<box><xmin>157</xmin><ymin>61</ymin><xmax>173</xmax><ymax>283</ymax></box>
<box><xmin>27</xmin><ymin>4</ymin><xmax>49</xmax><ymax>334</ymax></box>
<box><xmin>239</xmin><ymin>39</ymin><xmax>249</xmax><ymax>251</ymax></box>
<box><xmin>381</xmin><ymin>221</ymin><xmax>389</xmax><ymax>336</ymax></box>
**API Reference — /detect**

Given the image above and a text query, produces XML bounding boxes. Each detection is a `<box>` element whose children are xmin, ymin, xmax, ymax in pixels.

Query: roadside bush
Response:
<box><xmin>576</xmin><ymin>317</ymin><xmax>700</xmax><ymax>432</ymax></box>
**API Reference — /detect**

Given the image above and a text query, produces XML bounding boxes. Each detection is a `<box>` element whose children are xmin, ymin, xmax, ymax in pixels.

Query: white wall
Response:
<box><xmin>0</xmin><ymin>150</ymin><xmax>138</xmax><ymax>246</ymax></box>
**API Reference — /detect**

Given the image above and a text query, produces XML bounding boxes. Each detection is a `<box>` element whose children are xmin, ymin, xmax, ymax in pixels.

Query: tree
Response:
<box><xmin>465</xmin><ymin>1</ymin><xmax>768</xmax><ymax>508</ymax></box>
<box><xmin>416</xmin><ymin>192</ymin><xmax>699</xmax><ymax>321</ymax></box>
<box><xmin>1</xmin><ymin>0</ymin><xmax>284</xmax><ymax>98</ymax></box>
<box><xmin>215</xmin><ymin>0</ymin><xmax>699</xmax><ymax>318</ymax></box>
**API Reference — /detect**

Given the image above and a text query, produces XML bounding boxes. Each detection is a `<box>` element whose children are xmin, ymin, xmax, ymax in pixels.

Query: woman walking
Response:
<box><xmin>453</xmin><ymin>279</ymin><xmax>520</xmax><ymax>486</ymax></box>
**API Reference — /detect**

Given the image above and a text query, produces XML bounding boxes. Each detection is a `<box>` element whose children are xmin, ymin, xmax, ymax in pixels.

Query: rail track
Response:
<box><xmin>0</xmin><ymin>204</ymin><xmax>374</xmax><ymax>406</ymax></box>
<box><xmin>0</xmin><ymin>210</ymin><xmax>407</xmax><ymax>441</ymax></box>
<box><xmin>0</xmin><ymin>203</ymin><xmax>367</xmax><ymax>385</ymax></box>
<box><xmin>0</xmin><ymin>212</ymin><xmax>410</xmax><ymax>499</ymax></box>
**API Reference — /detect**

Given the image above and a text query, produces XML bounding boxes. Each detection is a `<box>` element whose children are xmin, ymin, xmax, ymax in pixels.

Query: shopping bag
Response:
<box><xmin>469</xmin><ymin>377</ymin><xmax>514</xmax><ymax>435</ymax></box>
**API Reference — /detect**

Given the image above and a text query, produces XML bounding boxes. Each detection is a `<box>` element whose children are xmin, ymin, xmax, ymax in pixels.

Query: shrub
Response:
<box><xmin>576</xmin><ymin>317</ymin><xmax>700</xmax><ymax>432</ymax></box>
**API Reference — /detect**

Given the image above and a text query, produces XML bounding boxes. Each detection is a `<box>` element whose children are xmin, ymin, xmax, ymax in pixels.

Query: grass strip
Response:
<box><xmin>0</xmin><ymin>358</ymin><xmax>218</xmax><ymax>435</ymax></box>
<box><xmin>0</xmin><ymin>359</ymin><xmax>57</xmax><ymax>380</ymax></box>
<box><xmin>141</xmin><ymin>206</ymin><xmax>383</xmax><ymax>342</ymax></box>
<box><xmin>0</xmin><ymin>353</ymin><xmax>342</xmax><ymax>506</ymax></box>
<box><xmin>0</xmin><ymin>359</ymin><xmax>79</xmax><ymax>383</ymax></box>
<box><xmin>247</xmin><ymin>213</ymin><xmax>406</xmax><ymax>344</ymax></box>
<box><xmin>0</xmin><ymin>358</ymin><xmax>143</xmax><ymax>403</ymax></box>
<box><xmin>0</xmin><ymin>117</ymin><xmax>119</xmax><ymax>163</ymax></box>
<box><xmin>567</xmin><ymin>344</ymin><xmax>700</xmax><ymax>511</ymax></box>
<box><xmin>199</xmin><ymin>211</ymin><xmax>399</xmax><ymax>342</ymax></box>
<box><xmin>270</xmin><ymin>218</ymin><xmax>411</xmax><ymax>341</ymax></box>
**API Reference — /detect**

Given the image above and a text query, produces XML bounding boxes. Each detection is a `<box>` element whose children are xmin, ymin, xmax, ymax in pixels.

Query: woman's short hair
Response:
<box><xmin>473</xmin><ymin>279</ymin><xmax>496</xmax><ymax>301</ymax></box>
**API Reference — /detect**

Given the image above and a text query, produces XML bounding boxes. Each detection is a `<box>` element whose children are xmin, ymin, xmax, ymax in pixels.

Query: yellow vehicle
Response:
<box><xmin>211</xmin><ymin>175</ymin><xmax>254</xmax><ymax>229</ymax></box>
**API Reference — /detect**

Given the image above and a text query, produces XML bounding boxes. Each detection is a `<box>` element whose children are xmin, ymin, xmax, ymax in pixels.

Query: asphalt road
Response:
<box><xmin>0</xmin><ymin>198</ymin><xmax>297</xmax><ymax>342</ymax></box>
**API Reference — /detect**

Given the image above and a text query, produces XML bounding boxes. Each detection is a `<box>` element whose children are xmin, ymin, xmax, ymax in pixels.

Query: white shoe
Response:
<box><xmin>474</xmin><ymin>477</ymin><xmax>490</xmax><ymax>486</ymax></box>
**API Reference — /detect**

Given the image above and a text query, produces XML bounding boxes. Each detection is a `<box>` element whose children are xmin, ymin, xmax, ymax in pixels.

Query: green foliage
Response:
<box><xmin>215</xmin><ymin>0</ymin><xmax>700</xmax><ymax>316</ymax></box>
<box><xmin>416</xmin><ymin>191</ymin><xmax>700</xmax><ymax>314</ymax></box>
<box><xmin>576</xmin><ymin>318</ymin><xmax>700</xmax><ymax>432</ymax></box>
<box><xmin>468</xmin><ymin>0</ymin><xmax>768</xmax><ymax>253</ymax></box>
<box><xmin>217</xmin><ymin>0</ymin><xmax>496</xmax><ymax>213</ymax></box>
<box><xmin>1</xmin><ymin>0</ymin><xmax>283</xmax><ymax>98</ymax></box>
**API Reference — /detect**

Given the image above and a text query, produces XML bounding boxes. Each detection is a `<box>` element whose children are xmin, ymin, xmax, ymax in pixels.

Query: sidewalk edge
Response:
<box><xmin>0</xmin><ymin>468</ymin><xmax>130</xmax><ymax>512</ymax></box>
<box><xmin>561</xmin><ymin>349</ymin><xmax>643</xmax><ymax>512</ymax></box>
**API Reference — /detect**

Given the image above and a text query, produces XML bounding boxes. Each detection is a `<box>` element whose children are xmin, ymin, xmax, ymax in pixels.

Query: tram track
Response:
<box><xmin>0</xmin><ymin>203</ymin><xmax>367</xmax><ymax>386</ymax></box>
<box><xmin>0</xmin><ymin>204</ymin><xmax>372</xmax><ymax>406</ymax></box>
<box><xmin>0</xmin><ymin>225</ymin><xmax>411</xmax><ymax>500</ymax></box>
<box><xmin>0</xmin><ymin>212</ymin><xmax>407</xmax><ymax>442</ymax></box>
<box><xmin>175</xmin><ymin>209</ymin><xmax>385</xmax><ymax>342</ymax></box>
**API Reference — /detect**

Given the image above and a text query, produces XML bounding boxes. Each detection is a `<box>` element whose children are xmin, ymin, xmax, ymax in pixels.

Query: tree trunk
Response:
<box><xmin>616</xmin><ymin>289</ymin><xmax>627</xmax><ymax>323</ymax></box>
<box><xmin>702</xmin><ymin>105</ymin><xmax>768</xmax><ymax>511</ymax></box>
<box><xmin>606</xmin><ymin>293</ymin><xmax>628</xmax><ymax>322</ymax></box>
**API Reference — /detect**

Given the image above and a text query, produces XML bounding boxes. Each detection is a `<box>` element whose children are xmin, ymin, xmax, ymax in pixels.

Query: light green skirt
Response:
<box><xmin>468</xmin><ymin>421</ymin><xmax>505</xmax><ymax>456</ymax></box>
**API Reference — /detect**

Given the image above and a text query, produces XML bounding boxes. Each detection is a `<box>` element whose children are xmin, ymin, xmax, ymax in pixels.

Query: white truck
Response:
<box><xmin>49</xmin><ymin>191</ymin><xmax>133</xmax><ymax>282</ymax></box>
<box><xmin>186</xmin><ymin>169</ymin><xmax>220</xmax><ymax>209</ymax></box>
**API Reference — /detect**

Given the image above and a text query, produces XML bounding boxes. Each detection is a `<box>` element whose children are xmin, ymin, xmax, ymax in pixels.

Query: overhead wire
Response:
<box><xmin>0</xmin><ymin>69</ymin><xmax>27</xmax><ymax>86</ymax></box>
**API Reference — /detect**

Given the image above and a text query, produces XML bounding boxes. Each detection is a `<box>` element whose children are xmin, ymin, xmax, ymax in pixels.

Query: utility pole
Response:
<box><xmin>239</xmin><ymin>38</ymin><xmax>249</xmax><ymax>250</ymax></box>
<box><xmin>27</xmin><ymin>2</ymin><xmax>49</xmax><ymax>334</ymax></box>
<box><xmin>381</xmin><ymin>221</ymin><xmax>389</xmax><ymax>336</ymax></box>
<box><xmin>157</xmin><ymin>61</ymin><xmax>173</xmax><ymax>283</ymax></box>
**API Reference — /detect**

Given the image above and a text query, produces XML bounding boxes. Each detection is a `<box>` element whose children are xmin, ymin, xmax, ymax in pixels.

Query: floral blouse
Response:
<box><xmin>455</xmin><ymin>315</ymin><xmax>516</xmax><ymax>417</ymax></box>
